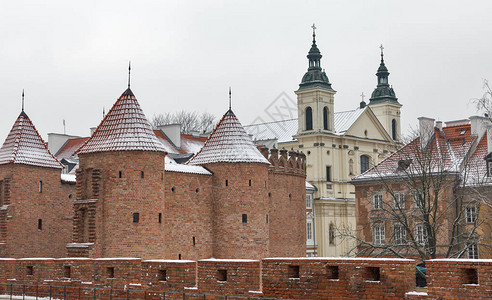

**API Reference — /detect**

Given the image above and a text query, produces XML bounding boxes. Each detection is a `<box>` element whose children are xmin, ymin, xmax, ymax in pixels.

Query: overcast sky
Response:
<box><xmin>1</xmin><ymin>0</ymin><xmax>492</xmax><ymax>142</ymax></box>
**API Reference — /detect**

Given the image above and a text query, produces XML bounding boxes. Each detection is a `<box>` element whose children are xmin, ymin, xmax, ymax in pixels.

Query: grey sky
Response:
<box><xmin>1</xmin><ymin>0</ymin><xmax>491</xmax><ymax>142</ymax></box>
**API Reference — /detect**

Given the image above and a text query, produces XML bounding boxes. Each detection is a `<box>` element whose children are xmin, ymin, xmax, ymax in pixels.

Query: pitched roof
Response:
<box><xmin>77</xmin><ymin>88</ymin><xmax>166</xmax><ymax>154</ymax></box>
<box><xmin>55</xmin><ymin>137</ymin><xmax>90</xmax><ymax>160</ymax></box>
<box><xmin>244</xmin><ymin>107</ymin><xmax>367</xmax><ymax>143</ymax></box>
<box><xmin>153</xmin><ymin>131</ymin><xmax>206</xmax><ymax>155</ymax></box>
<box><xmin>0</xmin><ymin>112</ymin><xmax>63</xmax><ymax>169</ymax></box>
<box><xmin>187</xmin><ymin>110</ymin><xmax>270</xmax><ymax>165</ymax></box>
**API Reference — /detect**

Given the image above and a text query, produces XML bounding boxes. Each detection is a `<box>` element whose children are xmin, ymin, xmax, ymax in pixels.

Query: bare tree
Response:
<box><xmin>347</xmin><ymin>128</ymin><xmax>492</xmax><ymax>265</ymax></box>
<box><xmin>152</xmin><ymin>111</ymin><xmax>216</xmax><ymax>134</ymax></box>
<box><xmin>473</xmin><ymin>79</ymin><xmax>492</xmax><ymax>116</ymax></box>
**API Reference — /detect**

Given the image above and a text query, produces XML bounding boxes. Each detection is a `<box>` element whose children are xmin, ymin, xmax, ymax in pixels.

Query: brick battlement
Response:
<box><xmin>260</xmin><ymin>147</ymin><xmax>306</xmax><ymax>176</ymax></box>
<box><xmin>0</xmin><ymin>257</ymin><xmax>487</xmax><ymax>299</ymax></box>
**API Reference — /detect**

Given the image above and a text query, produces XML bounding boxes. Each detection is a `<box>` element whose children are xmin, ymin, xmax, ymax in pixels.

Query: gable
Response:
<box><xmin>345</xmin><ymin>108</ymin><xmax>393</xmax><ymax>142</ymax></box>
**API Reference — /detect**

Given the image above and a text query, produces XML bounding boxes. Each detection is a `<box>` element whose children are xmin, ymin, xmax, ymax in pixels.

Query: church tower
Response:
<box><xmin>368</xmin><ymin>45</ymin><xmax>402</xmax><ymax>141</ymax></box>
<box><xmin>295</xmin><ymin>25</ymin><xmax>335</xmax><ymax>134</ymax></box>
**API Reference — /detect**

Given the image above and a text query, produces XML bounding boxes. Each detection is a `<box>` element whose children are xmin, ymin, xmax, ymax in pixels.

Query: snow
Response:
<box><xmin>306</xmin><ymin>181</ymin><xmax>316</xmax><ymax>190</ymax></box>
<box><xmin>430</xmin><ymin>258</ymin><xmax>492</xmax><ymax>263</ymax></box>
<box><xmin>249</xmin><ymin>291</ymin><xmax>262</xmax><ymax>294</ymax></box>
<box><xmin>200</xmin><ymin>258</ymin><xmax>259</xmax><ymax>262</ymax></box>
<box><xmin>94</xmin><ymin>257</ymin><xmax>141</xmax><ymax>260</ymax></box>
<box><xmin>61</xmin><ymin>173</ymin><xmax>76</xmax><ymax>183</ymax></box>
<box><xmin>143</xmin><ymin>259</ymin><xmax>195</xmax><ymax>263</ymax></box>
<box><xmin>66</xmin><ymin>243</ymin><xmax>94</xmax><ymax>248</ymax></box>
<box><xmin>406</xmin><ymin>291</ymin><xmax>428</xmax><ymax>296</ymax></box>
<box><xmin>262</xmin><ymin>257</ymin><xmax>414</xmax><ymax>261</ymax></box>
<box><xmin>184</xmin><ymin>287</ymin><xmax>198</xmax><ymax>290</ymax></box>
<box><xmin>0</xmin><ymin>295</ymin><xmax>59</xmax><ymax>300</ymax></box>
<box><xmin>0</xmin><ymin>205</ymin><xmax>8</xmax><ymax>210</ymax></box>
<box><xmin>165</xmin><ymin>161</ymin><xmax>211</xmax><ymax>175</ymax></box>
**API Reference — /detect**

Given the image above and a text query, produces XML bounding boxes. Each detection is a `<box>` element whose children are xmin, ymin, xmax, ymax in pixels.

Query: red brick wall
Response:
<box><xmin>0</xmin><ymin>164</ymin><xmax>74</xmax><ymax>258</ymax></box>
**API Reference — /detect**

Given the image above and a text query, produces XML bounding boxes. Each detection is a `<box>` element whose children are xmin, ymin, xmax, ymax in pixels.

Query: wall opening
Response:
<box><xmin>326</xmin><ymin>166</ymin><xmax>331</xmax><ymax>182</ymax></box>
<box><xmin>178</xmin><ymin>254</ymin><xmax>182</xmax><ymax>260</ymax></box>
<box><xmin>158</xmin><ymin>213</ymin><xmax>162</xmax><ymax>224</ymax></box>
<box><xmin>364</xmin><ymin>267</ymin><xmax>380</xmax><ymax>281</ymax></box>
<box><xmin>305</xmin><ymin>107</ymin><xmax>313</xmax><ymax>130</ymax></box>
<box><xmin>249</xmin><ymin>179</ymin><xmax>252</xmax><ymax>186</ymax></box>
<box><xmin>171</xmin><ymin>187</ymin><xmax>176</xmax><ymax>193</ymax></box>
<box><xmin>80</xmin><ymin>208</ymin><xmax>89</xmax><ymax>243</ymax></box>
<box><xmin>158</xmin><ymin>269</ymin><xmax>167</xmax><ymax>281</ymax></box>
<box><xmin>63</xmin><ymin>266</ymin><xmax>71</xmax><ymax>278</ymax></box>
<box><xmin>216</xmin><ymin>269</ymin><xmax>227</xmax><ymax>281</ymax></box>
<box><xmin>463</xmin><ymin>268</ymin><xmax>478</xmax><ymax>284</ymax></box>
<box><xmin>141</xmin><ymin>171</ymin><xmax>144</xmax><ymax>179</ymax></box>
<box><xmin>133</xmin><ymin>213</ymin><xmax>140</xmax><ymax>223</ymax></box>
<box><xmin>242</xmin><ymin>214</ymin><xmax>247</xmax><ymax>223</ymax></box>
<box><xmin>106</xmin><ymin>267</ymin><xmax>115</xmax><ymax>278</ymax></box>
<box><xmin>360</xmin><ymin>155</ymin><xmax>370</xmax><ymax>173</ymax></box>
<box><xmin>225</xmin><ymin>180</ymin><xmax>228</xmax><ymax>187</ymax></box>
<box><xmin>323</xmin><ymin>106</ymin><xmax>329</xmax><ymax>130</ymax></box>
<box><xmin>39</xmin><ymin>181</ymin><xmax>43</xmax><ymax>193</ymax></box>
<box><xmin>119</xmin><ymin>171</ymin><xmax>122</xmax><ymax>178</ymax></box>
<box><xmin>26</xmin><ymin>266</ymin><xmax>34</xmax><ymax>276</ymax></box>
<box><xmin>392</xmin><ymin>119</ymin><xmax>397</xmax><ymax>140</ymax></box>
<box><xmin>195</xmin><ymin>188</ymin><xmax>199</xmax><ymax>194</ymax></box>
<box><xmin>327</xmin><ymin>266</ymin><xmax>339</xmax><ymax>279</ymax></box>
<box><xmin>288</xmin><ymin>265</ymin><xmax>300</xmax><ymax>279</ymax></box>
<box><xmin>38</xmin><ymin>219</ymin><xmax>42</xmax><ymax>231</ymax></box>
<box><xmin>193</xmin><ymin>236</ymin><xmax>196</xmax><ymax>246</ymax></box>
<box><xmin>266</xmin><ymin>214</ymin><xmax>269</xmax><ymax>223</ymax></box>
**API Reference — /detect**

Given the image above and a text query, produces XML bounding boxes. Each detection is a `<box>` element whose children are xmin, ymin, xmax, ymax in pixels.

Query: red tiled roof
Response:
<box><xmin>187</xmin><ymin>110</ymin><xmax>270</xmax><ymax>165</ymax></box>
<box><xmin>0</xmin><ymin>112</ymin><xmax>63</xmax><ymax>169</ymax></box>
<box><xmin>55</xmin><ymin>137</ymin><xmax>89</xmax><ymax>160</ymax></box>
<box><xmin>77</xmin><ymin>89</ymin><xmax>166</xmax><ymax>154</ymax></box>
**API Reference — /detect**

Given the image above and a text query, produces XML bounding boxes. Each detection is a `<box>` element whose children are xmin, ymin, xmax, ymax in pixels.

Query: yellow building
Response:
<box><xmin>245</xmin><ymin>29</ymin><xmax>401</xmax><ymax>256</ymax></box>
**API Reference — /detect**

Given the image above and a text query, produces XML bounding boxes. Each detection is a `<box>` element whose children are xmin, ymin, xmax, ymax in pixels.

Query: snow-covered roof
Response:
<box><xmin>61</xmin><ymin>173</ymin><xmax>76</xmax><ymax>183</ymax></box>
<box><xmin>306</xmin><ymin>181</ymin><xmax>316</xmax><ymax>191</ymax></box>
<box><xmin>244</xmin><ymin>107</ymin><xmax>367</xmax><ymax>143</ymax></box>
<box><xmin>77</xmin><ymin>88</ymin><xmax>166</xmax><ymax>154</ymax></box>
<box><xmin>0</xmin><ymin>111</ymin><xmax>63</xmax><ymax>169</ymax></box>
<box><xmin>165</xmin><ymin>160</ymin><xmax>211</xmax><ymax>175</ymax></box>
<box><xmin>187</xmin><ymin>110</ymin><xmax>270</xmax><ymax>165</ymax></box>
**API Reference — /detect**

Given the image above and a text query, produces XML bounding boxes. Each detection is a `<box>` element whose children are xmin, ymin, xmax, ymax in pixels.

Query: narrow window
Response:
<box><xmin>329</xmin><ymin>223</ymin><xmax>335</xmax><ymax>245</ymax></box>
<box><xmin>0</xmin><ymin>180</ymin><xmax>4</xmax><ymax>206</ymax></box>
<box><xmin>158</xmin><ymin>213</ymin><xmax>162</xmax><ymax>224</ymax></box>
<box><xmin>216</xmin><ymin>269</ymin><xmax>227</xmax><ymax>281</ymax></box>
<box><xmin>394</xmin><ymin>193</ymin><xmax>405</xmax><ymax>209</ymax></box>
<box><xmin>306</xmin><ymin>194</ymin><xmax>312</xmax><ymax>209</ymax></box>
<box><xmin>307</xmin><ymin>221</ymin><xmax>313</xmax><ymax>240</ymax></box>
<box><xmin>119</xmin><ymin>171</ymin><xmax>122</xmax><ymax>178</ymax></box>
<box><xmin>415</xmin><ymin>224</ymin><xmax>427</xmax><ymax>245</ymax></box>
<box><xmin>373</xmin><ymin>193</ymin><xmax>383</xmax><ymax>210</ymax></box>
<box><xmin>38</xmin><ymin>219</ymin><xmax>43</xmax><ymax>230</ymax></box>
<box><xmin>178</xmin><ymin>254</ymin><xmax>181</xmax><ymax>260</ymax></box>
<box><xmin>106</xmin><ymin>267</ymin><xmax>115</xmax><ymax>278</ymax></box>
<box><xmin>327</xmin><ymin>266</ymin><xmax>339</xmax><ymax>280</ymax></box>
<box><xmin>394</xmin><ymin>224</ymin><xmax>406</xmax><ymax>245</ymax></box>
<box><xmin>392</xmin><ymin>119</ymin><xmax>397</xmax><ymax>140</ymax></box>
<box><xmin>158</xmin><ymin>269</ymin><xmax>167</xmax><ymax>281</ymax></box>
<box><xmin>289</xmin><ymin>194</ymin><xmax>292</xmax><ymax>201</ymax></box>
<box><xmin>364</xmin><ymin>267</ymin><xmax>380</xmax><ymax>281</ymax></box>
<box><xmin>225</xmin><ymin>180</ymin><xmax>228</xmax><ymax>187</ymax></box>
<box><xmin>193</xmin><ymin>236</ymin><xmax>196</xmax><ymax>246</ymax></box>
<box><xmin>288</xmin><ymin>265</ymin><xmax>300</xmax><ymax>279</ymax></box>
<box><xmin>242</xmin><ymin>214</ymin><xmax>247</xmax><ymax>223</ymax></box>
<box><xmin>467</xmin><ymin>242</ymin><xmax>479</xmax><ymax>259</ymax></box>
<box><xmin>171</xmin><ymin>187</ymin><xmax>176</xmax><ymax>193</ymax></box>
<box><xmin>63</xmin><ymin>266</ymin><xmax>71</xmax><ymax>278</ymax></box>
<box><xmin>326</xmin><ymin>166</ymin><xmax>331</xmax><ymax>182</ymax></box>
<box><xmin>466</xmin><ymin>205</ymin><xmax>477</xmax><ymax>223</ymax></box>
<box><xmin>26</xmin><ymin>266</ymin><xmax>34</xmax><ymax>276</ymax></box>
<box><xmin>360</xmin><ymin>155</ymin><xmax>370</xmax><ymax>173</ymax></box>
<box><xmin>141</xmin><ymin>171</ymin><xmax>144</xmax><ymax>179</ymax></box>
<box><xmin>373</xmin><ymin>223</ymin><xmax>385</xmax><ymax>245</ymax></box>
<box><xmin>305</xmin><ymin>107</ymin><xmax>313</xmax><ymax>131</ymax></box>
<box><xmin>323</xmin><ymin>107</ymin><xmax>329</xmax><ymax>130</ymax></box>
<box><xmin>249</xmin><ymin>179</ymin><xmax>252</xmax><ymax>186</ymax></box>
<box><xmin>133</xmin><ymin>213</ymin><xmax>139</xmax><ymax>223</ymax></box>
<box><xmin>39</xmin><ymin>181</ymin><xmax>43</xmax><ymax>193</ymax></box>
<box><xmin>266</xmin><ymin>214</ymin><xmax>269</xmax><ymax>223</ymax></box>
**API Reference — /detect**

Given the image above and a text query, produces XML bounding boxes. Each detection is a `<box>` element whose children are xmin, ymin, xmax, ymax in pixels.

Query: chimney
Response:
<box><xmin>470</xmin><ymin>116</ymin><xmax>492</xmax><ymax>138</ymax></box>
<box><xmin>487</xmin><ymin>125</ymin><xmax>492</xmax><ymax>154</ymax></box>
<box><xmin>435</xmin><ymin>121</ymin><xmax>443</xmax><ymax>131</ymax></box>
<box><xmin>90</xmin><ymin>127</ymin><xmax>97</xmax><ymax>135</ymax></box>
<box><xmin>418</xmin><ymin>117</ymin><xmax>435</xmax><ymax>150</ymax></box>
<box><xmin>158</xmin><ymin>124</ymin><xmax>181</xmax><ymax>148</ymax></box>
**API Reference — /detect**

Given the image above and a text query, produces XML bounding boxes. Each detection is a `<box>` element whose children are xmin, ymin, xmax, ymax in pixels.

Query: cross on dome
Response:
<box><xmin>311</xmin><ymin>23</ymin><xmax>317</xmax><ymax>37</ymax></box>
<box><xmin>380</xmin><ymin>44</ymin><xmax>384</xmax><ymax>56</ymax></box>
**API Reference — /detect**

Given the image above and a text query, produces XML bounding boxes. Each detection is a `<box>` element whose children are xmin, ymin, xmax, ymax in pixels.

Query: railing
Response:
<box><xmin>0</xmin><ymin>283</ymin><xmax>284</xmax><ymax>300</ymax></box>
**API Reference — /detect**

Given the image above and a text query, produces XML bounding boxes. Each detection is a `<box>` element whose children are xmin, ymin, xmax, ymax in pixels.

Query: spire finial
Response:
<box><xmin>229</xmin><ymin>87</ymin><xmax>232</xmax><ymax>110</ymax></box>
<box><xmin>360</xmin><ymin>92</ymin><xmax>365</xmax><ymax>102</ymax></box>
<box><xmin>311</xmin><ymin>23</ymin><xmax>317</xmax><ymax>41</ymax></box>
<box><xmin>22</xmin><ymin>89</ymin><xmax>25</xmax><ymax>112</ymax></box>
<box><xmin>379</xmin><ymin>44</ymin><xmax>384</xmax><ymax>58</ymax></box>
<box><xmin>128</xmin><ymin>61</ymin><xmax>131</xmax><ymax>88</ymax></box>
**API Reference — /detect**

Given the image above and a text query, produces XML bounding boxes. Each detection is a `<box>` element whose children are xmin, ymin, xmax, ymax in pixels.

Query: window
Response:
<box><xmin>225</xmin><ymin>180</ymin><xmax>228</xmax><ymax>187</ymax></box>
<box><xmin>266</xmin><ymin>214</ymin><xmax>269</xmax><ymax>223</ymax></box>
<box><xmin>466</xmin><ymin>205</ymin><xmax>477</xmax><ymax>223</ymax></box>
<box><xmin>360</xmin><ymin>155</ymin><xmax>370</xmax><ymax>173</ymax></box>
<box><xmin>326</xmin><ymin>166</ymin><xmax>331</xmax><ymax>182</ymax></box>
<box><xmin>305</xmin><ymin>107</ymin><xmax>313</xmax><ymax>130</ymax></box>
<box><xmin>394</xmin><ymin>224</ymin><xmax>406</xmax><ymax>245</ymax></box>
<box><xmin>38</xmin><ymin>181</ymin><xmax>43</xmax><ymax>193</ymax></box>
<box><xmin>133</xmin><ymin>213</ymin><xmax>139</xmax><ymax>223</ymax></box>
<box><xmin>326</xmin><ymin>266</ymin><xmax>339</xmax><ymax>280</ymax></box>
<box><xmin>242</xmin><ymin>214</ymin><xmax>247</xmax><ymax>223</ymax></box>
<box><xmin>392</xmin><ymin>119</ymin><xmax>397</xmax><ymax>140</ymax></box>
<box><xmin>249</xmin><ymin>179</ymin><xmax>252</xmax><ymax>186</ymax></box>
<box><xmin>63</xmin><ymin>266</ymin><xmax>71</xmax><ymax>278</ymax></box>
<box><xmin>394</xmin><ymin>193</ymin><xmax>405</xmax><ymax>209</ymax></box>
<box><xmin>141</xmin><ymin>171</ymin><xmax>144</xmax><ymax>178</ymax></box>
<box><xmin>26</xmin><ymin>266</ymin><xmax>34</xmax><ymax>276</ymax></box>
<box><xmin>38</xmin><ymin>219</ymin><xmax>42</xmax><ymax>230</ymax></box>
<box><xmin>349</xmin><ymin>159</ymin><xmax>354</xmax><ymax>175</ymax></box>
<box><xmin>158</xmin><ymin>213</ymin><xmax>162</xmax><ymax>224</ymax></box>
<box><xmin>288</xmin><ymin>265</ymin><xmax>300</xmax><ymax>279</ymax></box>
<box><xmin>467</xmin><ymin>242</ymin><xmax>479</xmax><ymax>259</ymax></box>
<box><xmin>0</xmin><ymin>180</ymin><xmax>4</xmax><ymax>206</ymax></box>
<box><xmin>193</xmin><ymin>236</ymin><xmax>196</xmax><ymax>246</ymax></box>
<box><xmin>488</xmin><ymin>161</ymin><xmax>492</xmax><ymax>177</ymax></box>
<box><xmin>216</xmin><ymin>269</ymin><xmax>227</xmax><ymax>281</ymax></box>
<box><xmin>306</xmin><ymin>194</ymin><xmax>312</xmax><ymax>209</ymax></box>
<box><xmin>373</xmin><ymin>224</ymin><xmax>385</xmax><ymax>245</ymax></box>
<box><xmin>106</xmin><ymin>267</ymin><xmax>115</xmax><ymax>278</ymax></box>
<box><xmin>307</xmin><ymin>221</ymin><xmax>313</xmax><ymax>241</ymax></box>
<box><xmin>414</xmin><ymin>191</ymin><xmax>425</xmax><ymax>208</ymax></box>
<box><xmin>415</xmin><ymin>224</ymin><xmax>427</xmax><ymax>245</ymax></box>
<box><xmin>323</xmin><ymin>107</ymin><xmax>329</xmax><ymax>130</ymax></box>
<box><xmin>158</xmin><ymin>269</ymin><xmax>167</xmax><ymax>281</ymax></box>
<box><xmin>329</xmin><ymin>223</ymin><xmax>335</xmax><ymax>245</ymax></box>
<box><xmin>373</xmin><ymin>193</ymin><xmax>383</xmax><ymax>210</ymax></box>
<box><xmin>119</xmin><ymin>171</ymin><xmax>122</xmax><ymax>178</ymax></box>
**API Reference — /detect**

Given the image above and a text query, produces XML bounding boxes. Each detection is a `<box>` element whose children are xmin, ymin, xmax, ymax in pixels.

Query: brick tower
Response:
<box><xmin>0</xmin><ymin>107</ymin><xmax>73</xmax><ymax>258</ymax></box>
<box><xmin>67</xmin><ymin>87</ymin><xmax>167</xmax><ymax>258</ymax></box>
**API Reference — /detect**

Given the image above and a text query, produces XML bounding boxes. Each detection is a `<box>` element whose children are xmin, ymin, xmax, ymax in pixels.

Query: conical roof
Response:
<box><xmin>77</xmin><ymin>88</ymin><xmax>166</xmax><ymax>154</ymax></box>
<box><xmin>187</xmin><ymin>110</ymin><xmax>270</xmax><ymax>165</ymax></box>
<box><xmin>0</xmin><ymin>111</ymin><xmax>63</xmax><ymax>169</ymax></box>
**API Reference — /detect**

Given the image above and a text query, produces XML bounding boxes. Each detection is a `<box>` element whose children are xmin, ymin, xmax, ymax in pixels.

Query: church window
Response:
<box><xmin>326</xmin><ymin>166</ymin><xmax>331</xmax><ymax>182</ymax></box>
<box><xmin>349</xmin><ymin>159</ymin><xmax>354</xmax><ymax>175</ymax></box>
<box><xmin>305</xmin><ymin>107</ymin><xmax>313</xmax><ymax>130</ymax></box>
<box><xmin>323</xmin><ymin>107</ymin><xmax>329</xmax><ymax>130</ymax></box>
<box><xmin>242</xmin><ymin>214</ymin><xmax>247</xmax><ymax>223</ymax></box>
<box><xmin>392</xmin><ymin>119</ymin><xmax>397</xmax><ymax>140</ymax></box>
<box><xmin>329</xmin><ymin>223</ymin><xmax>335</xmax><ymax>245</ymax></box>
<box><xmin>360</xmin><ymin>155</ymin><xmax>370</xmax><ymax>173</ymax></box>
<box><xmin>38</xmin><ymin>219</ymin><xmax>43</xmax><ymax>230</ymax></box>
<box><xmin>266</xmin><ymin>214</ymin><xmax>269</xmax><ymax>223</ymax></box>
<box><xmin>178</xmin><ymin>254</ymin><xmax>181</xmax><ymax>260</ymax></box>
<box><xmin>133</xmin><ymin>213</ymin><xmax>140</xmax><ymax>223</ymax></box>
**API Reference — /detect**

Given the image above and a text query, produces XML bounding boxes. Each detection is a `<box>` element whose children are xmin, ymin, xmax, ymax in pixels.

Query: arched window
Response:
<box><xmin>329</xmin><ymin>223</ymin><xmax>335</xmax><ymax>245</ymax></box>
<box><xmin>392</xmin><ymin>119</ymin><xmax>397</xmax><ymax>140</ymax></box>
<box><xmin>323</xmin><ymin>107</ymin><xmax>329</xmax><ymax>130</ymax></box>
<box><xmin>360</xmin><ymin>155</ymin><xmax>370</xmax><ymax>173</ymax></box>
<box><xmin>305</xmin><ymin>107</ymin><xmax>313</xmax><ymax>131</ymax></box>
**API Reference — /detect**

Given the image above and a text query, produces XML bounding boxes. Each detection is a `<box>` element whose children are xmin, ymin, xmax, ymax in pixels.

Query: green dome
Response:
<box><xmin>298</xmin><ymin>32</ymin><xmax>333</xmax><ymax>91</ymax></box>
<box><xmin>369</xmin><ymin>53</ymin><xmax>399</xmax><ymax>105</ymax></box>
